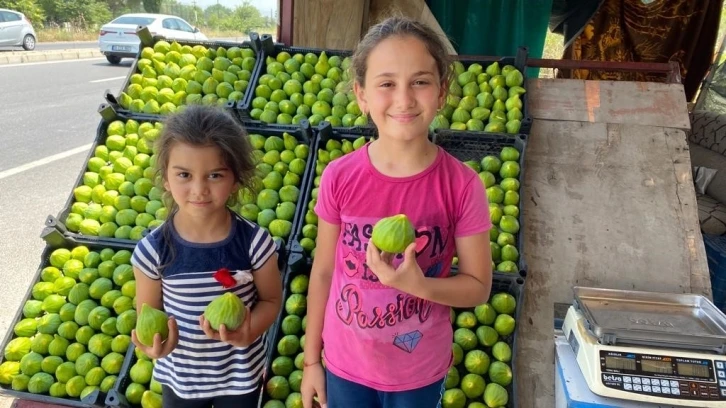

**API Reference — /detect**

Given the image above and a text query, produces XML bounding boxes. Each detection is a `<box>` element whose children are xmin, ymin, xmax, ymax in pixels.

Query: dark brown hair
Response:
<box><xmin>154</xmin><ymin>104</ymin><xmax>256</xmax><ymax>211</ymax></box>
<box><xmin>152</xmin><ymin>105</ymin><xmax>256</xmax><ymax>273</ymax></box>
<box><xmin>351</xmin><ymin>16</ymin><xmax>453</xmax><ymax>88</ymax></box>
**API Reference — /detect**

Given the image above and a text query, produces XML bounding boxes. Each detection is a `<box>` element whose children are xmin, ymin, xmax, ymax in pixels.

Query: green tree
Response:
<box><xmin>230</xmin><ymin>2</ymin><xmax>266</xmax><ymax>33</ymax></box>
<box><xmin>81</xmin><ymin>0</ymin><xmax>111</xmax><ymax>25</ymax></box>
<box><xmin>103</xmin><ymin>0</ymin><xmax>127</xmax><ymax>16</ymax></box>
<box><xmin>201</xmin><ymin>2</ymin><xmax>268</xmax><ymax>33</ymax></box>
<box><xmin>126</xmin><ymin>0</ymin><xmax>142</xmax><ymax>12</ymax></box>
<box><xmin>161</xmin><ymin>0</ymin><xmax>201</xmax><ymax>25</ymax></box>
<box><xmin>143</xmin><ymin>0</ymin><xmax>161</xmax><ymax>13</ymax></box>
<box><xmin>37</xmin><ymin>0</ymin><xmax>58</xmax><ymax>21</ymax></box>
<box><xmin>188</xmin><ymin>5</ymin><xmax>202</xmax><ymax>25</ymax></box>
<box><xmin>0</xmin><ymin>0</ymin><xmax>45</xmax><ymax>25</ymax></box>
<box><xmin>203</xmin><ymin>3</ymin><xmax>231</xmax><ymax>28</ymax></box>
<box><xmin>38</xmin><ymin>0</ymin><xmax>111</xmax><ymax>26</ymax></box>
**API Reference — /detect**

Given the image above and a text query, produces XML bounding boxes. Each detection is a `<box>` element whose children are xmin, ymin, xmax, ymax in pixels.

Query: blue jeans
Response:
<box><xmin>326</xmin><ymin>370</ymin><xmax>445</xmax><ymax>408</ymax></box>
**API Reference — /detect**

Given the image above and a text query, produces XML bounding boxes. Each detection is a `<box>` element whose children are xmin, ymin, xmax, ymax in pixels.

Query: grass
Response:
<box><xmin>37</xmin><ymin>28</ymin><xmax>98</xmax><ymax>42</ymax></box>
<box><xmin>36</xmin><ymin>26</ymin><xmax>276</xmax><ymax>43</ymax></box>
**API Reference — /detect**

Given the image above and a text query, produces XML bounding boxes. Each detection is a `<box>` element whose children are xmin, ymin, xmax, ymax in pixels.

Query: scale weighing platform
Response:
<box><xmin>559</xmin><ymin>287</ymin><xmax>726</xmax><ymax>407</ymax></box>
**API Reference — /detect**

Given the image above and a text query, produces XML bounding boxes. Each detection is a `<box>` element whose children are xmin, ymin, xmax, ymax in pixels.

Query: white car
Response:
<box><xmin>0</xmin><ymin>8</ymin><xmax>36</xmax><ymax>50</ymax></box>
<box><xmin>99</xmin><ymin>13</ymin><xmax>208</xmax><ymax>64</ymax></box>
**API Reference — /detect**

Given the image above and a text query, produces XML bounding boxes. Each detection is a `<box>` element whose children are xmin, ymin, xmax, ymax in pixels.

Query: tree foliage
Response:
<box><xmin>143</xmin><ymin>0</ymin><xmax>161</xmax><ymax>13</ymax></box>
<box><xmin>37</xmin><ymin>0</ymin><xmax>111</xmax><ymax>27</ymax></box>
<box><xmin>1</xmin><ymin>0</ymin><xmax>275</xmax><ymax>32</ymax></box>
<box><xmin>200</xmin><ymin>1</ymin><xmax>269</xmax><ymax>33</ymax></box>
<box><xmin>0</xmin><ymin>0</ymin><xmax>45</xmax><ymax>25</ymax></box>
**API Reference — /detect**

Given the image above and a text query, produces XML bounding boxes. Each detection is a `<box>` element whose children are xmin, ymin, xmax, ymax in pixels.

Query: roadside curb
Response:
<box><xmin>0</xmin><ymin>49</ymin><xmax>103</xmax><ymax>65</ymax></box>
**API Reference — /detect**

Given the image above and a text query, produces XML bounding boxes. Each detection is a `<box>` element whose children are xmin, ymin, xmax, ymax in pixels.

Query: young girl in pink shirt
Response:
<box><xmin>301</xmin><ymin>16</ymin><xmax>494</xmax><ymax>408</ymax></box>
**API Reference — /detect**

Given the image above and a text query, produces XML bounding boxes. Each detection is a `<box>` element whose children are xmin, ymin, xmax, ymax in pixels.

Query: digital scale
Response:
<box><xmin>561</xmin><ymin>287</ymin><xmax>726</xmax><ymax>407</ymax></box>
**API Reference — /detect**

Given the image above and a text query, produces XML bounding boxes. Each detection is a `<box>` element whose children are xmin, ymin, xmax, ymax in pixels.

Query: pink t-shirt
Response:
<box><xmin>314</xmin><ymin>143</ymin><xmax>492</xmax><ymax>392</ymax></box>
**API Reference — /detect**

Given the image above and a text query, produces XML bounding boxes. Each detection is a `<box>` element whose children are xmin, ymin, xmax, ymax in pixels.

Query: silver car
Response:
<box><xmin>0</xmin><ymin>8</ymin><xmax>36</xmax><ymax>50</ymax></box>
<box><xmin>99</xmin><ymin>13</ymin><xmax>207</xmax><ymax>64</ymax></box>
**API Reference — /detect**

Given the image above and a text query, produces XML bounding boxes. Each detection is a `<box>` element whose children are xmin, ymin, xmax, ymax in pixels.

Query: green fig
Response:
<box><xmin>204</xmin><ymin>292</ymin><xmax>246</xmax><ymax>331</ymax></box>
<box><xmin>485</xmin><ymin>61</ymin><xmax>501</xmax><ymax>77</ymax></box>
<box><xmin>135</xmin><ymin>304</ymin><xmax>169</xmax><ymax>347</ymax></box>
<box><xmin>505</xmin><ymin>70</ymin><xmax>524</xmax><ymax>87</ymax></box>
<box><xmin>371</xmin><ymin>214</ymin><xmax>416</xmax><ymax>253</ymax></box>
<box><xmin>141</xmin><ymin>390</ymin><xmax>162</xmax><ymax>408</ymax></box>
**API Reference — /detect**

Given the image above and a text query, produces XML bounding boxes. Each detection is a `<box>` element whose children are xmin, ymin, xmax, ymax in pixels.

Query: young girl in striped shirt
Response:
<box><xmin>130</xmin><ymin>105</ymin><xmax>282</xmax><ymax>407</ymax></box>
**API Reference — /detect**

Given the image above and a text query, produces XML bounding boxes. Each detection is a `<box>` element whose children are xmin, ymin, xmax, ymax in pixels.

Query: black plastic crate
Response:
<box><xmin>292</xmin><ymin>123</ymin><xmax>527</xmax><ymax>277</ymax></box>
<box><xmin>448</xmin><ymin>272</ymin><xmax>525</xmax><ymax>408</ymax></box>
<box><xmin>445</xmin><ymin>47</ymin><xmax>531</xmax><ymax>136</ymax></box>
<box><xmin>235</xmin><ymin>36</ymin><xmax>374</xmax><ymax>135</ymax></box>
<box><xmin>103</xmin><ymin>342</ymin><xmax>136</xmax><ymax>407</ymax></box>
<box><xmin>104</xmin><ymin>27</ymin><xmax>262</xmax><ymax>120</ymax></box>
<box><xmin>0</xmin><ymin>230</ymin><xmax>136</xmax><ymax>407</ymax></box>
<box><xmin>258</xmin><ymin>251</ymin><xmax>308</xmax><ymax>407</ymax></box>
<box><xmin>432</xmin><ymin>130</ymin><xmax>528</xmax><ymax>277</ymax></box>
<box><xmin>52</xmin><ymin>104</ymin><xmax>163</xmax><ymax>248</ymax></box>
<box><xmin>259</xmin><ymin>252</ymin><xmax>523</xmax><ymax>408</ymax></box>
<box><xmin>240</xmin><ymin>37</ymin><xmax>529</xmax><ymax>137</ymax></box>
<box><xmin>52</xmin><ymin>105</ymin><xmax>309</xmax><ymax>260</ymax></box>
<box><xmin>288</xmin><ymin>122</ymin><xmax>375</xmax><ymax>265</ymax></box>
<box><xmin>237</xmin><ymin>121</ymin><xmax>316</xmax><ymax>256</ymax></box>
<box><xmin>47</xmin><ymin>214</ymin><xmax>288</xmax><ymax>274</ymax></box>
<box><xmin>104</xmin><ymin>342</ymin><xmax>161</xmax><ymax>408</ymax></box>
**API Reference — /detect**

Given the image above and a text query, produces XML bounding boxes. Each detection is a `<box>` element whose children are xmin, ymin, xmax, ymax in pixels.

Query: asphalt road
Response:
<box><xmin>0</xmin><ymin>58</ymin><xmax>134</xmax><ymax>170</ymax></box>
<box><xmin>0</xmin><ymin>58</ymin><xmax>132</xmax><ymax>407</ymax></box>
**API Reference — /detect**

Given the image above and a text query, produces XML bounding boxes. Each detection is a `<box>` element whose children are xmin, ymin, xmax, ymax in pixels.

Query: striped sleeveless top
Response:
<box><xmin>131</xmin><ymin>212</ymin><xmax>276</xmax><ymax>399</ymax></box>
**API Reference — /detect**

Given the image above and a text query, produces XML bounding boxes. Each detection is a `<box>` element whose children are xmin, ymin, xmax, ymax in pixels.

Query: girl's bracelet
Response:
<box><xmin>303</xmin><ymin>360</ymin><xmax>321</xmax><ymax>367</ymax></box>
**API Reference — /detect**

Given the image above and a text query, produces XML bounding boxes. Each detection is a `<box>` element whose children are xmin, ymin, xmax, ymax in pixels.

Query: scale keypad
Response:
<box><xmin>599</xmin><ymin>350</ymin><xmax>726</xmax><ymax>401</ymax></box>
<box><xmin>603</xmin><ymin>375</ymin><xmax>683</xmax><ymax>397</ymax></box>
<box><xmin>602</xmin><ymin>370</ymin><xmax>726</xmax><ymax>401</ymax></box>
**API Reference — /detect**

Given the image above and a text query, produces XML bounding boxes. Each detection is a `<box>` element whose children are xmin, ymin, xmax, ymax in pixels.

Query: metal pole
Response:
<box><xmin>193</xmin><ymin>0</ymin><xmax>198</xmax><ymax>25</ymax></box>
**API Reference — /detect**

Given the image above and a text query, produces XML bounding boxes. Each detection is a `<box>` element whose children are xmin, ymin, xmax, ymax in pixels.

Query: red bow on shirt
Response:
<box><xmin>213</xmin><ymin>268</ymin><xmax>236</xmax><ymax>288</ymax></box>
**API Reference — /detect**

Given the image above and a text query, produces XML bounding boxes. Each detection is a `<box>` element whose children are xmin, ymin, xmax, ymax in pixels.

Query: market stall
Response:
<box><xmin>0</xmin><ymin>11</ymin><xmax>720</xmax><ymax>408</ymax></box>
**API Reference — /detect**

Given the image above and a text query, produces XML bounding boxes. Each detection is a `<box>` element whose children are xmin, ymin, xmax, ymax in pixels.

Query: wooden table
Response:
<box><xmin>515</xmin><ymin>78</ymin><xmax>711</xmax><ymax>407</ymax></box>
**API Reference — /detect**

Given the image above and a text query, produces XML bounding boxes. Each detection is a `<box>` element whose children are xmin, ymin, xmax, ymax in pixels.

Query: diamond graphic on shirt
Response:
<box><xmin>393</xmin><ymin>330</ymin><xmax>423</xmax><ymax>353</ymax></box>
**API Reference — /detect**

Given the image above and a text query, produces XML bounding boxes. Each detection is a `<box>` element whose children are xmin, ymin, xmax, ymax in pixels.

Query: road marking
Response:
<box><xmin>90</xmin><ymin>76</ymin><xmax>126</xmax><ymax>83</ymax></box>
<box><xmin>0</xmin><ymin>144</ymin><xmax>92</xmax><ymax>181</ymax></box>
<box><xmin>0</xmin><ymin>57</ymin><xmax>106</xmax><ymax>68</ymax></box>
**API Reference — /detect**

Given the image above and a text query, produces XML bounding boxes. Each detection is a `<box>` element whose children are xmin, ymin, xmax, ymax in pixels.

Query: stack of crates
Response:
<box><xmin>1</xmin><ymin>31</ymin><xmax>533</xmax><ymax>408</ymax></box>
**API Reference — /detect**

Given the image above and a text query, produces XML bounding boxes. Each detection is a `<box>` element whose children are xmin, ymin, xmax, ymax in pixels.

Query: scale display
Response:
<box><xmin>599</xmin><ymin>351</ymin><xmax>726</xmax><ymax>401</ymax></box>
<box><xmin>678</xmin><ymin>362</ymin><xmax>710</xmax><ymax>378</ymax></box>
<box><xmin>641</xmin><ymin>359</ymin><xmax>672</xmax><ymax>374</ymax></box>
<box><xmin>605</xmin><ymin>356</ymin><xmax>636</xmax><ymax>371</ymax></box>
